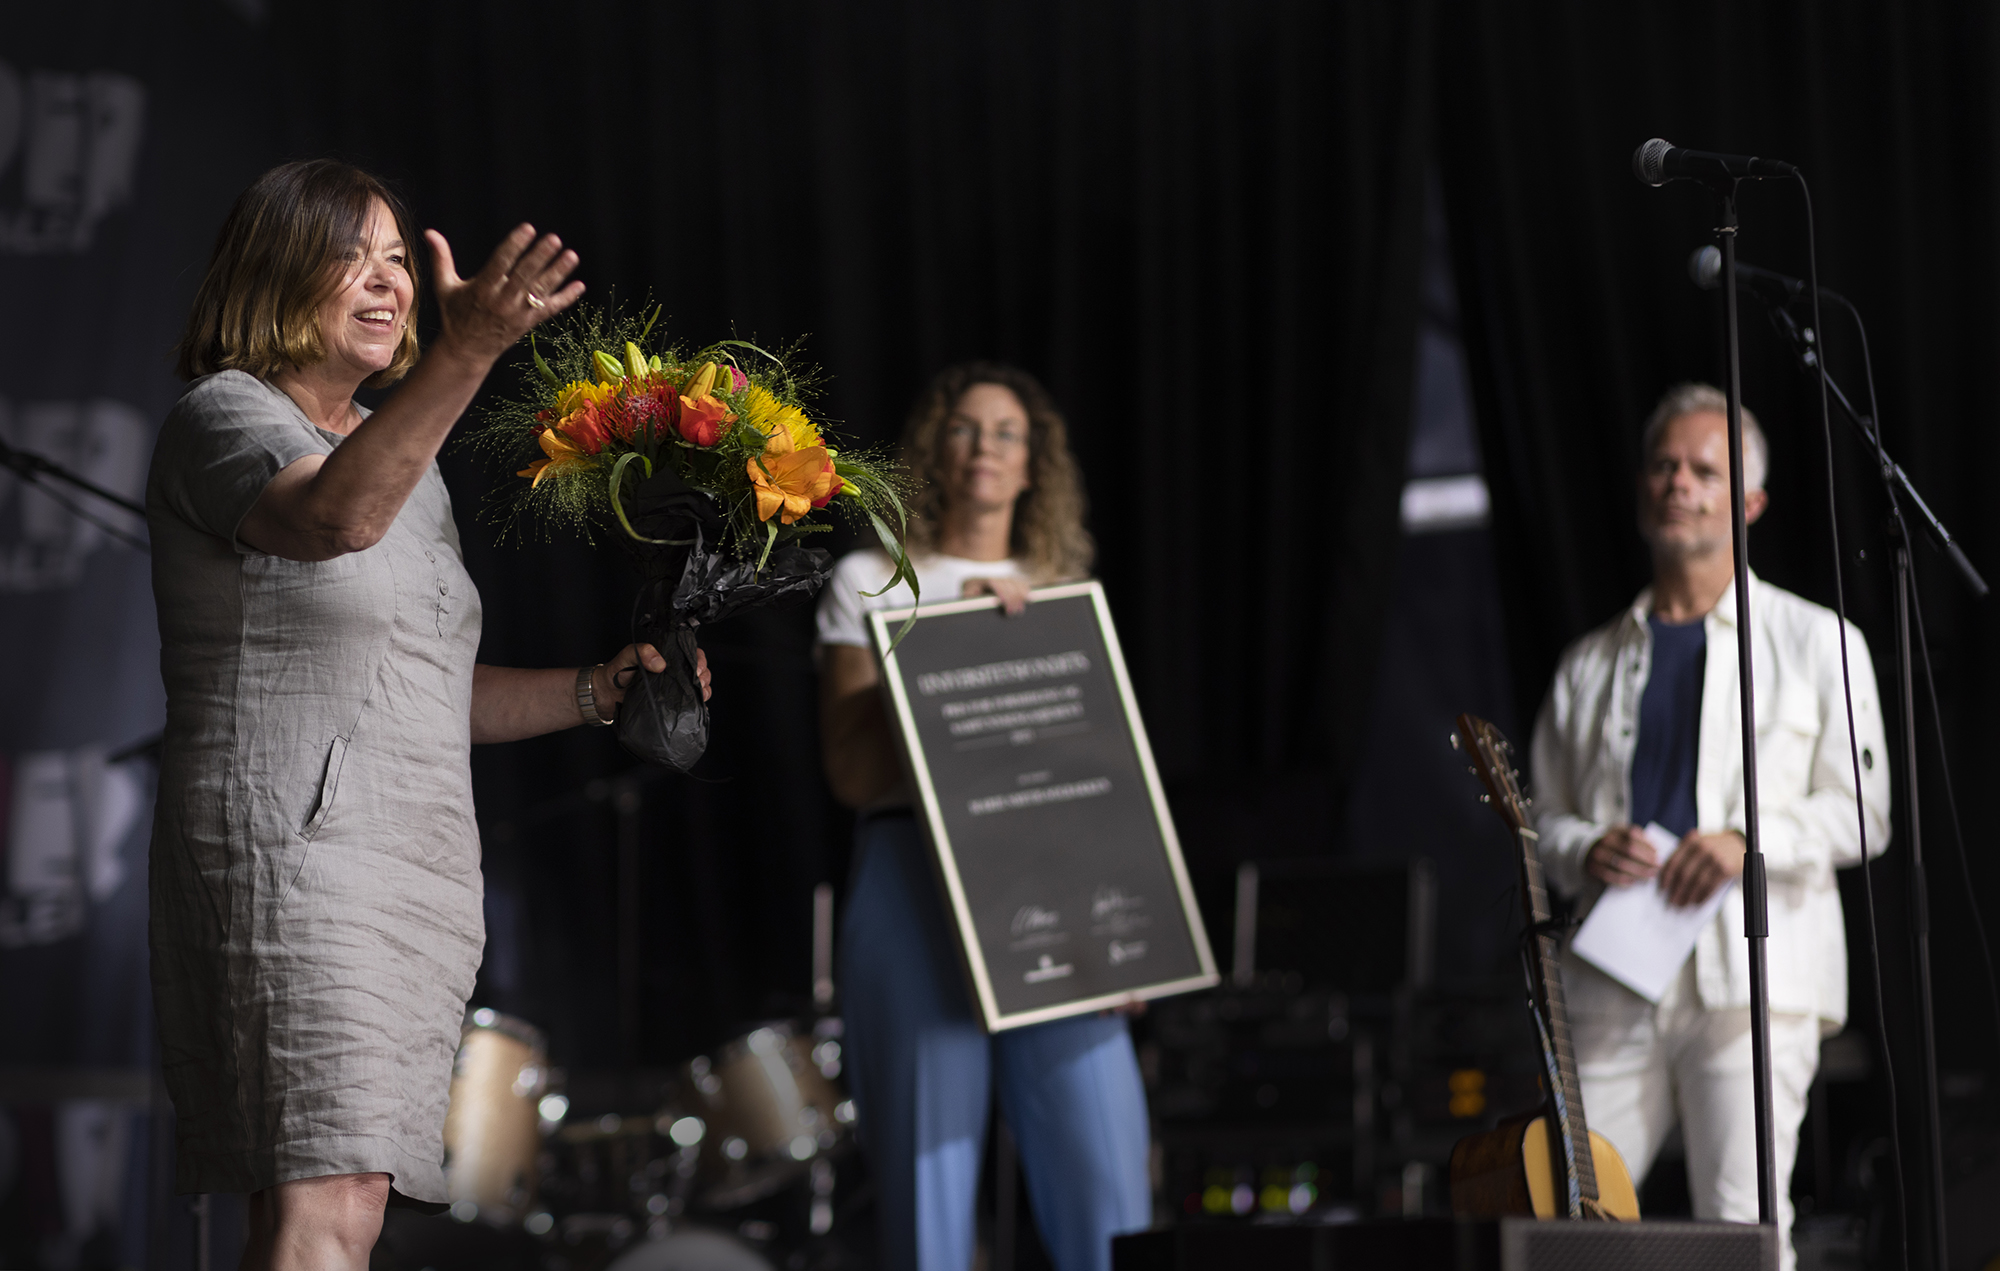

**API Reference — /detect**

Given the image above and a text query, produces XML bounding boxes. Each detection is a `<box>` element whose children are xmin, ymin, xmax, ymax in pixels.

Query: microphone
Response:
<box><xmin>1633</xmin><ymin>138</ymin><xmax>1797</xmax><ymax>186</ymax></box>
<box><xmin>1687</xmin><ymin>246</ymin><xmax>1807</xmax><ymax>305</ymax></box>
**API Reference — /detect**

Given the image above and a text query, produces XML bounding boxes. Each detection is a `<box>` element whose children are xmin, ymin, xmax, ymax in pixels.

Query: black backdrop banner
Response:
<box><xmin>0</xmin><ymin>4</ymin><xmax>274</xmax><ymax>1069</ymax></box>
<box><xmin>0</xmin><ymin>4</ymin><xmax>279</xmax><ymax>1261</ymax></box>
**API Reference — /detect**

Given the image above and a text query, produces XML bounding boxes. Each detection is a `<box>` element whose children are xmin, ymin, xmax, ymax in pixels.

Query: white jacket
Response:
<box><xmin>1530</xmin><ymin>572</ymin><xmax>1892</xmax><ymax>1028</ymax></box>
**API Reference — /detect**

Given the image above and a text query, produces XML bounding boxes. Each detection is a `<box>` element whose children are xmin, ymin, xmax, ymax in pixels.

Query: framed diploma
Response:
<box><xmin>868</xmin><ymin>580</ymin><xmax>1219</xmax><ymax>1031</ymax></box>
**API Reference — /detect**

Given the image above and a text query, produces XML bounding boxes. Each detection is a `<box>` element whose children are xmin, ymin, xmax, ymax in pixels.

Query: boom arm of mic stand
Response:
<box><xmin>1763</xmin><ymin>307</ymin><xmax>1989</xmax><ymax>598</ymax></box>
<box><xmin>0</xmin><ymin>433</ymin><xmax>149</xmax><ymax>519</ymax></box>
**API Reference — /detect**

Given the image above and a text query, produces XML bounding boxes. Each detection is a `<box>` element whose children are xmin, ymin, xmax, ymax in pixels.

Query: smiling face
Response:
<box><xmin>310</xmin><ymin>196</ymin><xmax>414</xmax><ymax>385</ymax></box>
<box><xmin>939</xmin><ymin>382</ymin><xmax>1033</xmax><ymax>518</ymax></box>
<box><xmin>1638</xmin><ymin>409</ymin><xmax>1766</xmax><ymax>561</ymax></box>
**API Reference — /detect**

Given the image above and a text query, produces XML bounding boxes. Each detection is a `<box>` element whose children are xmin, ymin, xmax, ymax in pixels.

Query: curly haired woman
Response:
<box><xmin>816</xmin><ymin>363</ymin><xmax>1147</xmax><ymax>1271</ymax></box>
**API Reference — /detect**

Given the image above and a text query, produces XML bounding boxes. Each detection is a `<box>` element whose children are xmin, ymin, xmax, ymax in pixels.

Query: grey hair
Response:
<box><xmin>1641</xmin><ymin>382</ymin><xmax>1768</xmax><ymax>492</ymax></box>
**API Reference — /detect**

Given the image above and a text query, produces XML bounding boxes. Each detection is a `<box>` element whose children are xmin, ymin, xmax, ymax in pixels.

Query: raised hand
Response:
<box><xmin>425</xmin><ymin>224</ymin><xmax>585</xmax><ymax>365</ymax></box>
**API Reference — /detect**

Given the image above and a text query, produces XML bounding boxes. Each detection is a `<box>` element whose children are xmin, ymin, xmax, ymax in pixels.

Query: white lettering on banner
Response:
<box><xmin>916</xmin><ymin>651</ymin><xmax>1090</xmax><ymax>697</ymax></box>
<box><xmin>966</xmin><ymin>777</ymin><xmax>1111</xmax><ymax>817</ymax></box>
<box><xmin>948</xmin><ymin>703</ymin><xmax>1086</xmax><ymax>738</ymax></box>
<box><xmin>0</xmin><ymin>748</ymin><xmax>145</xmax><ymax>948</ymax></box>
<box><xmin>0</xmin><ymin>61</ymin><xmax>147</xmax><ymax>254</ymax></box>
<box><xmin>940</xmin><ymin>685</ymin><xmax>1082</xmax><ymax>720</ymax></box>
<box><xmin>0</xmin><ymin>396</ymin><xmax>149</xmax><ymax>593</ymax></box>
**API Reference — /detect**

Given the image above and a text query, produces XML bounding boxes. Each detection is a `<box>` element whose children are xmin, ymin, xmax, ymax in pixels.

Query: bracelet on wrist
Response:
<box><xmin>576</xmin><ymin>663</ymin><xmax>612</xmax><ymax>727</ymax></box>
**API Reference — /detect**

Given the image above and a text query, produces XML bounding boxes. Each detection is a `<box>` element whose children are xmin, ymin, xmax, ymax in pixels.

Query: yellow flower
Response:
<box><xmin>739</xmin><ymin>384</ymin><xmax>822</xmax><ymax>453</ymax></box>
<box><xmin>553</xmin><ymin>379</ymin><xmax>619</xmax><ymax>418</ymax></box>
<box><xmin>517</xmin><ymin>427</ymin><xmax>587</xmax><ymax>487</ymax></box>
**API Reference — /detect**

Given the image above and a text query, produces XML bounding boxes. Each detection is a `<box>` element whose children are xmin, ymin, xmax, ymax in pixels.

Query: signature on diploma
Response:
<box><xmin>1091</xmin><ymin>886</ymin><xmax>1151</xmax><ymax>938</ymax></box>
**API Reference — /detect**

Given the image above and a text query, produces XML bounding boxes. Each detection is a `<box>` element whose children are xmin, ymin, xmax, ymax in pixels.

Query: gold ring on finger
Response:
<box><xmin>525</xmin><ymin>291</ymin><xmax>546</xmax><ymax>309</ymax></box>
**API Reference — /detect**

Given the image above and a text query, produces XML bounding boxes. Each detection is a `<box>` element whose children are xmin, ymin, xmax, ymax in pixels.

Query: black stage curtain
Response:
<box><xmin>1438</xmin><ymin>2</ymin><xmax>2000</xmax><ymax>1253</ymax></box>
<box><xmin>267</xmin><ymin>0</ymin><xmax>1435</xmax><ymax>1062</ymax></box>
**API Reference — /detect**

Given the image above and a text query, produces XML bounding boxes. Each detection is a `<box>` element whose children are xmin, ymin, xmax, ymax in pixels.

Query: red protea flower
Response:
<box><xmin>622</xmin><ymin>382</ymin><xmax>681</xmax><ymax>442</ymax></box>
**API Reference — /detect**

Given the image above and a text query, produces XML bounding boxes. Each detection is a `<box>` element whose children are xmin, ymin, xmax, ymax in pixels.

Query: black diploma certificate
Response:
<box><xmin>869</xmin><ymin>581</ymin><xmax>1218</xmax><ymax>1030</ymax></box>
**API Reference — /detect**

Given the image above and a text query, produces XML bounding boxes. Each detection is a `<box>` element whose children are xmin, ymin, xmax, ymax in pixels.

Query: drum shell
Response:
<box><xmin>678</xmin><ymin>1022</ymin><xmax>849</xmax><ymax>1207</ymax></box>
<box><xmin>442</xmin><ymin>1011</ymin><xmax>549</xmax><ymax>1222</ymax></box>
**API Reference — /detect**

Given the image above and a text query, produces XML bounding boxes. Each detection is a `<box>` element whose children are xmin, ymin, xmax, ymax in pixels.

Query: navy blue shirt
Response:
<box><xmin>1630</xmin><ymin>614</ymin><xmax>1706</xmax><ymax>838</ymax></box>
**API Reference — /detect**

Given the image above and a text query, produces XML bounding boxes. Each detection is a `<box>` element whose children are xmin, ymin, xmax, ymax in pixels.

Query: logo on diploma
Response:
<box><xmin>1024</xmin><ymin>955</ymin><xmax>1074</xmax><ymax>984</ymax></box>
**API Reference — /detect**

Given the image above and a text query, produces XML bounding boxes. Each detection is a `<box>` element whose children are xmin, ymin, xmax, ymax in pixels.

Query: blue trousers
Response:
<box><xmin>838</xmin><ymin>813</ymin><xmax>1152</xmax><ymax>1271</ymax></box>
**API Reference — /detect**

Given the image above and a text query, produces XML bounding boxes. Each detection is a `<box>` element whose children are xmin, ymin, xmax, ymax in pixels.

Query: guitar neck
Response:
<box><xmin>1519</xmin><ymin>833</ymin><xmax>1599</xmax><ymax>1206</ymax></box>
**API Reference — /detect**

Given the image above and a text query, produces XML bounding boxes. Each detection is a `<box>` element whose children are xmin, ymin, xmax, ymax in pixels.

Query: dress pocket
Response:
<box><xmin>302</xmin><ymin>735</ymin><xmax>349</xmax><ymax>840</ymax></box>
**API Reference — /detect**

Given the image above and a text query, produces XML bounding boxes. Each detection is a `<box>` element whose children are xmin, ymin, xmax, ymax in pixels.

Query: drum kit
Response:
<box><xmin>438</xmin><ymin>1004</ymin><xmax>858</xmax><ymax>1268</ymax></box>
<box><xmin>396</xmin><ymin>822</ymin><xmax>869</xmax><ymax>1271</ymax></box>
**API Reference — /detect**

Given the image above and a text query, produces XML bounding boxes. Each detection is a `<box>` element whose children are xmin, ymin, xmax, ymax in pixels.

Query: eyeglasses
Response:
<box><xmin>944</xmin><ymin>420</ymin><xmax>1027</xmax><ymax>450</ymax></box>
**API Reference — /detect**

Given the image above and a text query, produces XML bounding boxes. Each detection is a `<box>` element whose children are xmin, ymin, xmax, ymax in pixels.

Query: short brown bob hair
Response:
<box><xmin>175</xmin><ymin>160</ymin><xmax>421</xmax><ymax>387</ymax></box>
<box><xmin>899</xmin><ymin>361</ymin><xmax>1095</xmax><ymax>584</ymax></box>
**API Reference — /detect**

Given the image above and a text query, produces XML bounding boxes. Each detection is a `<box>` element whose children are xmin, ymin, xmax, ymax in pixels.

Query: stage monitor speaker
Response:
<box><xmin>1113</xmin><ymin>1217</ymin><xmax>1776</xmax><ymax>1271</ymax></box>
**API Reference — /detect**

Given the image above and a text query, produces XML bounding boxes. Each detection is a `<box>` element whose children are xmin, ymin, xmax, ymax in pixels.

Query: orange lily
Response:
<box><xmin>518</xmin><ymin>427</ymin><xmax>586</xmax><ymax>487</ymax></box>
<box><xmin>747</xmin><ymin>427</ymin><xmax>836</xmax><ymax>524</ymax></box>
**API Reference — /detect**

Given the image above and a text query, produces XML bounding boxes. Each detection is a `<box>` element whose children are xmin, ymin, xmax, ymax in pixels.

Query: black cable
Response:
<box><xmin>1796</xmin><ymin>172</ymin><xmax>1908</xmax><ymax>1267</ymax></box>
<box><xmin>1819</xmin><ymin>290</ymin><xmax>2000</xmax><ymax>1057</ymax></box>
<box><xmin>1903</xmin><ymin>553</ymin><xmax>2000</xmax><ymax>1047</ymax></box>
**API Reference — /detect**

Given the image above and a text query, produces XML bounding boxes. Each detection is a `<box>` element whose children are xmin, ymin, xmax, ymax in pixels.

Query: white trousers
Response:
<box><xmin>1567</xmin><ymin>956</ymin><xmax>1821</xmax><ymax>1271</ymax></box>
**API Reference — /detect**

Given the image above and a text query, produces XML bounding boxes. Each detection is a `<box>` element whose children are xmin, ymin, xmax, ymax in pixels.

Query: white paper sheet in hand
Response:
<box><xmin>1569</xmin><ymin>823</ymin><xmax>1735</xmax><ymax>1003</ymax></box>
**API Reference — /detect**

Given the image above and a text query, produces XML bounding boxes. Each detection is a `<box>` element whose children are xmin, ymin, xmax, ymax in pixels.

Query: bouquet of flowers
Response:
<box><xmin>468</xmin><ymin>303</ymin><xmax>916</xmax><ymax>770</ymax></box>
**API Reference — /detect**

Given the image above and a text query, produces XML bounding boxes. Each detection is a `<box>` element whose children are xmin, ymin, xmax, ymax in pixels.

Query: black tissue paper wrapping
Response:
<box><xmin>611</xmin><ymin>462</ymin><xmax>833</xmax><ymax>770</ymax></box>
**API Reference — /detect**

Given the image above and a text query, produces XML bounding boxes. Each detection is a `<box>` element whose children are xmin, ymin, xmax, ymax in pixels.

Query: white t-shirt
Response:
<box><xmin>815</xmin><ymin>549</ymin><xmax>1023</xmax><ymax>650</ymax></box>
<box><xmin>816</xmin><ymin>549</ymin><xmax>1027</xmax><ymax>812</ymax></box>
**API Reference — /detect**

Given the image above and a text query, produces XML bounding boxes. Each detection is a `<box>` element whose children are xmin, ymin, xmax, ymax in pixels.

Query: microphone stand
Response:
<box><xmin>1705</xmin><ymin>178</ymin><xmax>1782</xmax><ymax>1228</ymax></box>
<box><xmin>0</xmin><ymin>433</ymin><xmax>146</xmax><ymax>517</ymax></box>
<box><xmin>1752</xmin><ymin>294</ymin><xmax>1972</xmax><ymax>1269</ymax></box>
<box><xmin>0</xmin><ymin>432</ymin><xmax>149</xmax><ymax>550</ymax></box>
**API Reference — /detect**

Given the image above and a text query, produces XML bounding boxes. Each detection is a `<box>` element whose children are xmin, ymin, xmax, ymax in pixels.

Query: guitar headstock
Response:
<box><xmin>1453</xmin><ymin>713</ymin><xmax>1532</xmax><ymax>836</ymax></box>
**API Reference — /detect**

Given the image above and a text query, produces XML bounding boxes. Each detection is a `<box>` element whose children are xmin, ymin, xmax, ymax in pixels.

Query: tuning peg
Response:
<box><xmin>1449</xmin><ymin>733</ymin><xmax>1460</xmax><ymax>750</ymax></box>
<box><xmin>1480</xmin><ymin>794</ymin><xmax>1491</xmax><ymax>804</ymax></box>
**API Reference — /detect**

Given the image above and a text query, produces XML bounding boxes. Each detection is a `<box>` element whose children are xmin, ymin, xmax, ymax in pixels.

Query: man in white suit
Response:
<box><xmin>1531</xmin><ymin>383</ymin><xmax>1890</xmax><ymax>1270</ymax></box>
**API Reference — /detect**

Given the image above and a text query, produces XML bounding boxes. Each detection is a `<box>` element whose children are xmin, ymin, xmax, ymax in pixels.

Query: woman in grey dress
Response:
<box><xmin>146</xmin><ymin>159</ymin><xmax>707</xmax><ymax>1268</ymax></box>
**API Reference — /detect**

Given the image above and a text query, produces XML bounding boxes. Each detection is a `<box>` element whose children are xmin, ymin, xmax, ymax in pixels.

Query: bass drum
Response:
<box><xmin>441</xmin><ymin>1008</ymin><xmax>551</xmax><ymax>1224</ymax></box>
<box><xmin>676</xmin><ymin>1019</ymin><xmax>854</xmax><ymax>1208</ymax></box>
<box><xmin>603</xmin><ymin>1228</ymin><xmax>774</xmax><ymax>1271</ymax></box>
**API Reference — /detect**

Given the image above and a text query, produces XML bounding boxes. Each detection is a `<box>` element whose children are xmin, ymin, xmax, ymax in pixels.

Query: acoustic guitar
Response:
<box><xmin>1446</xmin><ymin>714</ymin><xmax>1640</xmax><ymax>1221</ymax></box>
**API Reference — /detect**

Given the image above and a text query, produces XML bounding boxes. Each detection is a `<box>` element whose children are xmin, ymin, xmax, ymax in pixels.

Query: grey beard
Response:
<box><xmin>1640</xmin><ymin>520</ymin><xmax>1729</xmax><ymax>563</ymax></box>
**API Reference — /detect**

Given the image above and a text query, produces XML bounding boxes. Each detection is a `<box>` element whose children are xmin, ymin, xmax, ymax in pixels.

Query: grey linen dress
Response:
<box><xmin>147</xmin><ymin>370</ymin><xmax>485</xmax><ymax>1202</ymax></box>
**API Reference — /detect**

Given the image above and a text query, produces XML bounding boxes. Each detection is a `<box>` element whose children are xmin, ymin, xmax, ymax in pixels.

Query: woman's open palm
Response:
<box><xmin>425</xmin><ymin>223</ymin><xmax>584</xmax><ymax>362</ymax></box>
